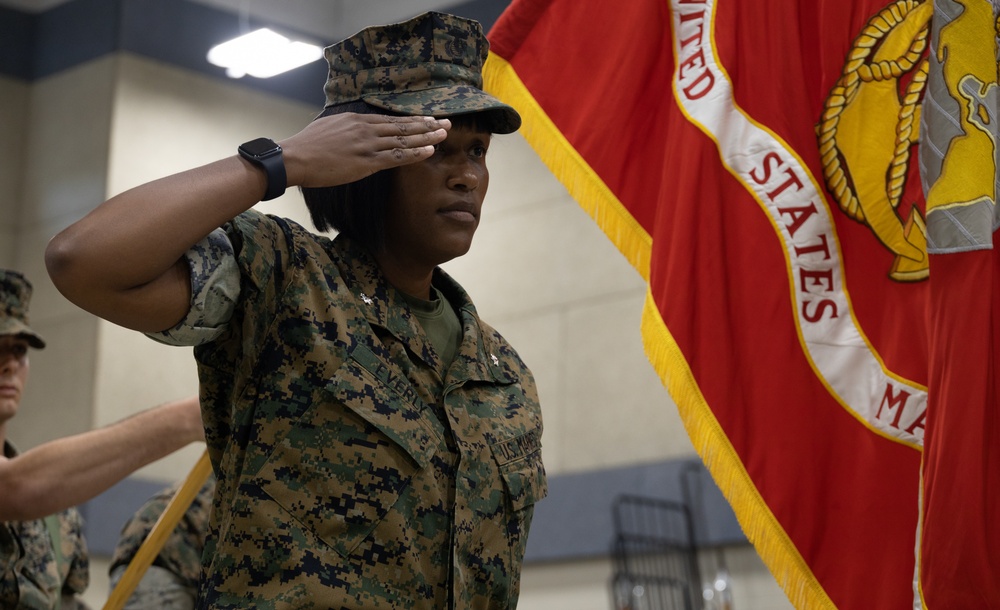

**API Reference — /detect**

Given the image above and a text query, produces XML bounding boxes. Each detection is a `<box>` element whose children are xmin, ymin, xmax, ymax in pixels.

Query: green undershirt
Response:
<box><xmin>400</xmin><ymin>286</ymin><xmax>462</xmax><ymax>369</ymax></box>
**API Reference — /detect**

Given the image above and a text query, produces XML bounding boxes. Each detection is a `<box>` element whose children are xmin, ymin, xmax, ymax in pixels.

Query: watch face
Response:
<box><xmin>240</xmin><ymin>137</ymin><xmax>280</xmax><ymax>157</ymax></box>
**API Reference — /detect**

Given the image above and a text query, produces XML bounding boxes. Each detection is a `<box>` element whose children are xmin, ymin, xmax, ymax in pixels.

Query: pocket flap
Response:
<box><xmin>252</xmin><ymin>344</ymin><xmax>440</xmax><ymax>557</ymax></box>
<box><xmin>492</xmin><ymin>429</ymin><xmax>547</xmax><ymax>511</ymax></box>
<box><xmin>325</xmin><ymin>344</ymin><xmax>439</xmax><ymax>469</ymax></box>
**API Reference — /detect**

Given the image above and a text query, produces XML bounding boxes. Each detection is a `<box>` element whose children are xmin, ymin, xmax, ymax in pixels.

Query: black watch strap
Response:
<box><xmin>238</xmin><ymin>137</ymin><xmax>286</xmax><ymax>201</ymax></box>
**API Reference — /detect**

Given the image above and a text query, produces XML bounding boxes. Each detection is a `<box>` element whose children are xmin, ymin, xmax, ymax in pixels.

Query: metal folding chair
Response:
<box><xmin>610</xmin><ymin>494</ymin><xmax>703</xmax><ymax>610</ymax></box>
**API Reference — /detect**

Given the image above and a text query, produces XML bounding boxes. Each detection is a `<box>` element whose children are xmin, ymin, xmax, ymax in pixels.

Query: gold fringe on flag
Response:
<box><xmin>483</xmin><ymin>53</ymin><xmax>653</xmax><ymax>282</ymax></box>
<box><xmin>640</xmin><ymin>295</ymin><xmax>835</xmax><ymax>610</ymax></box>
<box><xmin>485</xmin><ymin>50</ymin><xmax>836</xmax><ymax>610</ymax></box>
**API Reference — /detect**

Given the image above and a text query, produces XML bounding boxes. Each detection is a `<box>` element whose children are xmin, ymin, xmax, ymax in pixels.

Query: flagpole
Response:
<box><xmin>102</xmin><ymin>449</ymin><xmax>213</xmax><ymax>610</ymax></box>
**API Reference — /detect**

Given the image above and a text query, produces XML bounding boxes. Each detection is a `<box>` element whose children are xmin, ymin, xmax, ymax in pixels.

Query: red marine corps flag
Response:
<box><xmin>485</xmin><ymin>0</ymin><xmax>1000</xmax><ymax>607</ymax></box>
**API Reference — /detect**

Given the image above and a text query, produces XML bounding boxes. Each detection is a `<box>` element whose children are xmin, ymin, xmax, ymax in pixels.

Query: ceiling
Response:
<box><xmin>0</xmin><ymin>0</ymin><xmax>511</xmax><ymax>105</ymax></box>
<box><xmin>0</xmin><ymin>0</ymin><xmax>474</xmax><ymax>43</ymax></box>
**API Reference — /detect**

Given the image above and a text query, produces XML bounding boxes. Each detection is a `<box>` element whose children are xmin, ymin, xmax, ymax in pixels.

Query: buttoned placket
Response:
<box><xmin>352</xmin><ymin>273</ymin><xmax>515</xmax><ymax>610</ymax></box>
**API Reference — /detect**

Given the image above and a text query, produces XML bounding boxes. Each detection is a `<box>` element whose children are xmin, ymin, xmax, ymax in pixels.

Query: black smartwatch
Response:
<box><xmin>238</xmin><ymin>137</ymin><xmax>286</xmax><ymax>201</ymax></box>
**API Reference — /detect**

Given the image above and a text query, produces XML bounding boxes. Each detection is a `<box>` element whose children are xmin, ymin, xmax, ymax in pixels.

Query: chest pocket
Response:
<box><xmin>254</xmin><ymin>345</ymin><xmax>439</xmax><ymax>558</ymax></box>
<box><xmin>491</xmin><ymin>428</ymin><xmax>548</xmax><ymax>512</ymax></box>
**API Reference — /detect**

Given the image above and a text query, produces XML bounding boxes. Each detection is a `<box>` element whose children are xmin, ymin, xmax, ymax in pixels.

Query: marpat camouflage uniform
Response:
<box><xmin>154</xmin><ymin>210</ymin><xmax>546</xmax><ymax>609</ymax></box>
<box><xmin>108</xmin><ymin>475</ymin><xmax>216</xmax><ymax>609</ymax></box>
<box><xmin>0</xmin><ymin>442</ymin><xmax>90</xmax><ymax>609</ymax></box>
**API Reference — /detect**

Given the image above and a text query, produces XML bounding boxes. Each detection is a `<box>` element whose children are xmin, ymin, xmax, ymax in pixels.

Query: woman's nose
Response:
<box><xmin>447</xmin><ymin>160</ymin><xmax>480</xmax><ymax>191</ymax></box>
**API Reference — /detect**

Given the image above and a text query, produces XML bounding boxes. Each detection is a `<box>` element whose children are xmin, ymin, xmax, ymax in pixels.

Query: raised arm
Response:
<box><xmin>0</xmin><ymin>395</ymin><xmax>204</xmax><ymax>522</ymax></box>
<box><xmin>45</xmin><ymin>114</ymin><xmax>450</xmax><ymax>332</ymax></box>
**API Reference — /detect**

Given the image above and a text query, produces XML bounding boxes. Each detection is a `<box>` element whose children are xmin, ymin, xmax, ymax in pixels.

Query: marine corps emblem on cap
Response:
<box><xmin>0</xmin><ymin>269</ymin><xmax>46</xmax><ymax>349</ymax></box>
<box><xmin>323</xmin><ymin>11</ymin><xmax>521</xmax><ymax>134</ymax></box>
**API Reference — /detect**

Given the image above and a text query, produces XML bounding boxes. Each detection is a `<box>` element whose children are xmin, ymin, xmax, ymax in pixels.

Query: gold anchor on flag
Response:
<box><xmin>817</xmin><ymin>0</ymin><xmax>933</xmax><ymax>281</ymax></box>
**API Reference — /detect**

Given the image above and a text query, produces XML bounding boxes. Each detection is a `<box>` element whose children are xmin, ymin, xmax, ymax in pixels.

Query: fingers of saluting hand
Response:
<box><xmin>283</xmin><ymin>114</ymin><xmax>451</xmax><ymax>188</ymax></box>
<box><xmin>376</xmin><ymin>116</ymin><xmax>451</xmax><ymax>161</ymax></box>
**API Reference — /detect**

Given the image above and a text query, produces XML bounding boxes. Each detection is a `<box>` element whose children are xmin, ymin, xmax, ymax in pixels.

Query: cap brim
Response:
<box><xmin>364</xmin><ymin>86</ymin><xmax>521</xmax><ymax>134</ymax></box>
<box><xmin>1</xmin><ymin>320</ymin><xmax>45</xmax><ymax>349</ymax></box>
<box><xmin>22</xmin><ymin>333</ymin><xmax>45</xmax><ymax>349</ymax></box>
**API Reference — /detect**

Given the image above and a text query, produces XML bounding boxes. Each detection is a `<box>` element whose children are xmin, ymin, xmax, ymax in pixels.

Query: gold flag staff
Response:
<box><xmin>102</xmin><ymin>449</ymin><xmax>213</xmax><ymax>610</ymax></box>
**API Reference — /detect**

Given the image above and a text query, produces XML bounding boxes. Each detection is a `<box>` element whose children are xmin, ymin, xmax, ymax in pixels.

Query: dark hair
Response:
<box><xmin>301</xmin><ymin>101</ymin><xmax>393</xmax><ymax>251</ymax></box>
<box><xmin>301</xmin><ymin>102</ymin><xmax>497</xmax><ymax>251</ymax></box>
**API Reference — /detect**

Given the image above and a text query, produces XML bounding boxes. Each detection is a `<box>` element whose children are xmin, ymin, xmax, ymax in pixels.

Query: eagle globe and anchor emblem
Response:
<box><xmin>819</xmin><ymin>0</ymin><xmax>1000</xmax><ymax>281</ymax></box>
<box><xmin>818</xmin><ymin>0</ymin><xmax>936</xmax><ymax>282</ymax></box>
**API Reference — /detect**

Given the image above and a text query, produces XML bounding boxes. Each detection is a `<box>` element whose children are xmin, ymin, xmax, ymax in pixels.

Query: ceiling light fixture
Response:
<box><xmin>207</xmin><ymin>28</ymin><xmax>323</xmax><ymax>79</ymax></box>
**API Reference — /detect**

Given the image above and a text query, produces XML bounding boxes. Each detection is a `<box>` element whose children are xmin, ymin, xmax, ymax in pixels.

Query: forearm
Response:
<box><xmin>46</xmin><ymin>157</ymin><xmax>265</xmax><ymax>332</ymax></box>
<box><xmin>0</xmin><ymin>396</ymin><xmax>204</xmax><ymax>522</ymax></box>
<box><xmin>46</xmin><ymin>114</ymin><xmax>448</xmax><ymax>332</ymax></box>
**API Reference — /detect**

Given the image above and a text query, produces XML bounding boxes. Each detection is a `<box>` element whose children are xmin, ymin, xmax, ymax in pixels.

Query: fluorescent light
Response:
<box><xmin>207</xmin><ymin>28</ymin><xmax>323</xmax><ymax>79</ymax></box>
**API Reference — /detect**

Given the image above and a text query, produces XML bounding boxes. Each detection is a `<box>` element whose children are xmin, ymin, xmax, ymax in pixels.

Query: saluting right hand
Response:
<box><xmin>280</xmin><ymin>113</ymin><xmax>451</xmax><ymax>189</ymax></box>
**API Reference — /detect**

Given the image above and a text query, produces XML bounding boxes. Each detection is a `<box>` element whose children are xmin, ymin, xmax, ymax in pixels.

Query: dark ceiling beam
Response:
<box><xmin>0</xmin><ymin>0</ymin><xmax>511</xmax><ymax>107</ymax></box>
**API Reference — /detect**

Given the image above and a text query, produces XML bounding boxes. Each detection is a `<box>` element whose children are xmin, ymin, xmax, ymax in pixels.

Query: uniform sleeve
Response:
<box><xmin>146</xmin><ymin>229</ymin><xmax>242</xmax><ymax>346</ymax></box>
<box><xmin>0</xmin><ymin>524</ymin><xmax>15</xmax><ymax>575</ymax></box>
<box><xmin>62</xmin><ymin>508</ymin><xmax>90</xmax><ymax>598</ymax></box>
<box><xmin>190</xmin><ymin>211</ymin><xmax>293</xmax><ymax>464</ymax></box>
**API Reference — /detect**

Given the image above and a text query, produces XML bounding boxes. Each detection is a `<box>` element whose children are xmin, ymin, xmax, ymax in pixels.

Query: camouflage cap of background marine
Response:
<box><xmin>323</xmin><ymin>11</ymin><xmax>521</xmax><ymax>134</ymax></box>
<box><xmin>0</xmin><ymin>270</ymin><xmax>46</xmax><ymax>349</ymax></box>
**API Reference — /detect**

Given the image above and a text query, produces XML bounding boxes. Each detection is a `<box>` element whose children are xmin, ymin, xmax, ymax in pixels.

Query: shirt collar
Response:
<box><xmin>332</xmin><ymin>235</ymin><xmax>514</xmax><ymax>385</ymax></box>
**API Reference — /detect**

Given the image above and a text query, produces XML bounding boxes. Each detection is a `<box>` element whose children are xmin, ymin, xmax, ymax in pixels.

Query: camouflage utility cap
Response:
<box><xmin>323</xmin><ymin>11</ymin><xmax>521</xmax><ymax>134</ymax></box>
<box><xmin>0</xmin><ymin>270</ymin><xmax>45</xmax><ymax>349</ymax></box>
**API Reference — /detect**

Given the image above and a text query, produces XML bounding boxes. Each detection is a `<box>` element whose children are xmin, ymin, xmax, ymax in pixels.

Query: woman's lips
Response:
<box><xmin>439</xmin><ymin>201</ymin><xmax>479</xmax><ymax>223</ymax></box>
